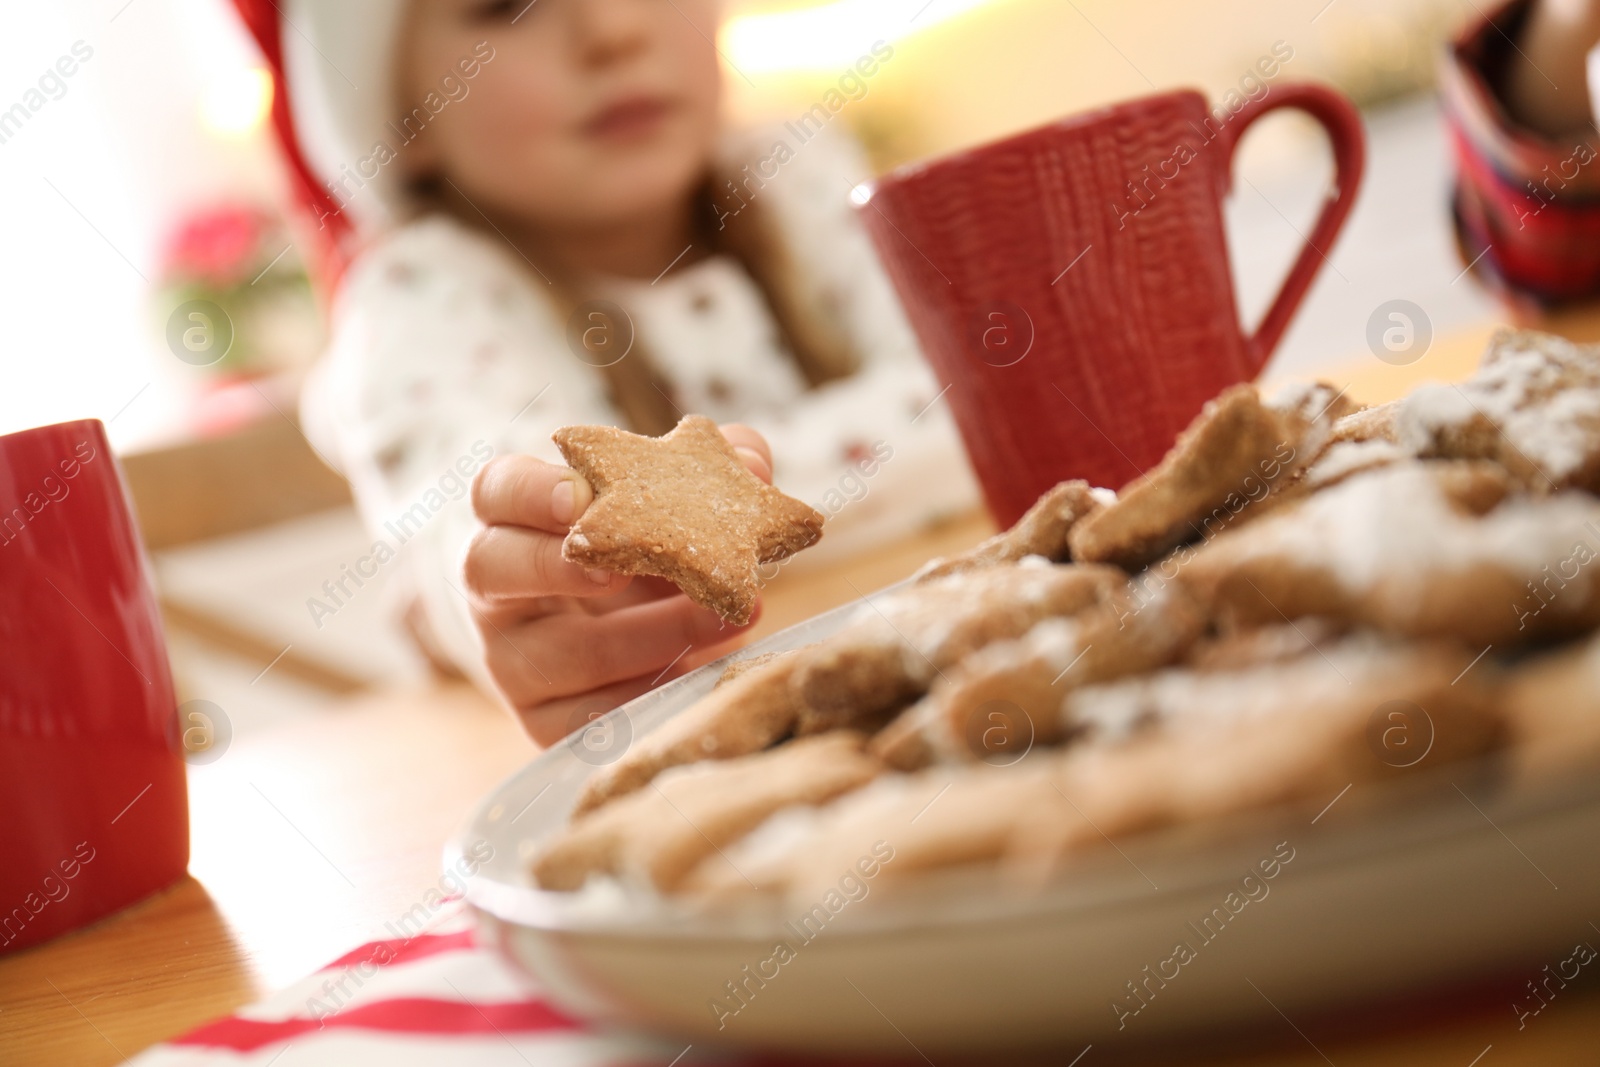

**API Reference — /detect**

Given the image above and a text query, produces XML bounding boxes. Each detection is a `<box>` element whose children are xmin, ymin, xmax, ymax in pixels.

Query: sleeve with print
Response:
<box><xmin>302</xmin><ymin>217</ymin><xmax>615</xmax><ymax>689</ymax></box>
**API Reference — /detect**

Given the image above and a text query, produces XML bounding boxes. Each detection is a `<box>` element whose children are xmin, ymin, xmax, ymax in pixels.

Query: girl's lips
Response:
<box><xmin>583</xmin><ymin>96</ymin><xmax>674</xmax><ymax>140</ymax></box>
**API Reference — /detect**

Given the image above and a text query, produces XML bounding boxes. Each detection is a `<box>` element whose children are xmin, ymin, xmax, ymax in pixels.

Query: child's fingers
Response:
<box><xmin>514</xmin><ymin>625</ymin><xmax>749</xmax><ymax>747</ymax></box>
<box><xmin>719</xmin><ymin>423</ymin><xmax>773</xmax><ymax>484</ymax></box>
<box><xmin>564</xmin><ymin>595</ymin><xmax>754</xmax><ymax>691</ymax></box>
<box><xmin>472</xmin><ymin>454</ymin><xmax>594</xmax><ymax>532</ymax></box>
<box><xmin>485</xmin><ymin>594</ymin><xmax>754</xmax><ymax>707</ymax></box>
<box><xmin>580</xmin><ymin>574</ymin><xmax>684</xmax><ymax>614</ymax></box>
<box><xmin>719</xmin><ymin>423</ymin><xmax>771</xmax><ymax>466</ymax></box>
<box><xmin>463</xmin><ymin>525</ymin><xmax>627</xmax><ymax>603</ymax></box>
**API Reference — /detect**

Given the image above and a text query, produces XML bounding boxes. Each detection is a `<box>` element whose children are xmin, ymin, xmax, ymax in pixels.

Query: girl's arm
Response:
<box><xmin>302</xmin><ymin>219</ymin><xmax>757</xmax><ymax>738</ymax></box>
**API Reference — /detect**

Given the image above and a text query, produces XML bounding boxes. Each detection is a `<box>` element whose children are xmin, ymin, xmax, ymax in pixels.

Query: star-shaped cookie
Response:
<box><xmin>554</xmin><ymin>415</ymin><xmax>825</xmax><ymax>625</ymax></box>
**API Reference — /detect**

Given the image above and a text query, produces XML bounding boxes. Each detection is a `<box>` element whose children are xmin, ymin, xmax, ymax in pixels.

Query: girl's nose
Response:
<box><xmin>571</xmin><ymin>0</ymin><xmax>652</xmax><ymax>66</ymax></box>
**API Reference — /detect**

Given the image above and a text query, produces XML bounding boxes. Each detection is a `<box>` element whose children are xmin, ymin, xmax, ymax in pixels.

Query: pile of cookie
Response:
<box><xmin>533</xmin><ymin>330</ymin><xmax>1600</xmax><ymax>906</ymax></box>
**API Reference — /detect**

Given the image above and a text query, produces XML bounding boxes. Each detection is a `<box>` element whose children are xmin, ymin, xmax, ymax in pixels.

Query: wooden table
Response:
<box><xmin>5</xmin><ymin>318</ymin><xmax>1600</xmax><ymax>1066</ymax></box>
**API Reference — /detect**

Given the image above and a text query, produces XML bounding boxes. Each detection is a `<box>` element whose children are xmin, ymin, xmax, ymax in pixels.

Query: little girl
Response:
<box><xmin>234</xmin><ymin>0</ymin><xmax>979</xmax><ymax>744</ymax></box>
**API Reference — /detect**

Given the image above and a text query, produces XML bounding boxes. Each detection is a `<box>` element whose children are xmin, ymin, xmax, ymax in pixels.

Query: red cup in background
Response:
<box><xmin>0</xmin><ymin>419</ymin><xmax>187</xmax><ymax>955</ymax></box>
<box><xmin>858</xmin><ymin>84</ymin><xmax>1366</xmax><ymax>525</ymax></box>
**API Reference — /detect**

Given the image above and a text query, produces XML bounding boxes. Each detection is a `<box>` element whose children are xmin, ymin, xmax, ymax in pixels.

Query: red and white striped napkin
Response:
<box><xmin>125</xmin><ymin>901</ymin><xmax>743</xmax><ymax>1066</ymax></box>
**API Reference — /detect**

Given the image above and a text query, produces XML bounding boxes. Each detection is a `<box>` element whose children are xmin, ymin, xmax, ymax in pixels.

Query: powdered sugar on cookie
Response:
<box><xmin>1396</xmin><ymin>331</ymin><xmax>1600</xmax><ymax>488</ymax></box>
<box><xmin>1231</xmin><ymin>464</ymin><xmax>1600</xmax><ymax>591</ymax></box>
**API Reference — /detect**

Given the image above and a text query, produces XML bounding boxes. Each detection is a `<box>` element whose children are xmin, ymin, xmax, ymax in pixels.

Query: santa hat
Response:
<box><xmin>230</xmin><ymin>0</ymin><xmax>411</xmax><ymax>286</ymax></box>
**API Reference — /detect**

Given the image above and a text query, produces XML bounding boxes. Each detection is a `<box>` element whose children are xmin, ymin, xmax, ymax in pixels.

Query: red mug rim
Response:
<box><xmin>857</xmin><ymin>87</ymin><xmax>1208</xmax><ymax>205</ymax></box>
<box><xmin>0</xmin><ymin>417</ymin><xmax>108</xmax><ymax>448</ymax></box>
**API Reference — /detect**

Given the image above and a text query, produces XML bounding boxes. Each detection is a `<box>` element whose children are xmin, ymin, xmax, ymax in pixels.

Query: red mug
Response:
<box><xmin>0</xmin><ymin>419</ymin><xmax>187</xmax><ymax>955</ymax></box>
<box><xmin>858</xmin><ymin>84</ymin><xmax>1366</xmax><ymax>525</ymax></box>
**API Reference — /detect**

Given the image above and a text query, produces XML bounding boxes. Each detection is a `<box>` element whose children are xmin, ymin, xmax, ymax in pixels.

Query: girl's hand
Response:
<box><xmin>463</xmin><ymin>424</ymin><xmax>774</xmax><ymax>746</ymax></box>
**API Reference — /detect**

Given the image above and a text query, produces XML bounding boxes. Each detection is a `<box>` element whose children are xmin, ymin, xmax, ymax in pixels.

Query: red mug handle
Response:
<box><xmin>1213</xmin><ymin>82</ymin><xmax>1366</xmax><ymax>373</ymax></box>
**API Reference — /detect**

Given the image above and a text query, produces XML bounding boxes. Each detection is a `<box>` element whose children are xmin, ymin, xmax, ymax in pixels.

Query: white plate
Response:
<box><xmin>447</xmin><ymin>593</ymin><xmax>1600</xmax><ymax>1054</ymax></box>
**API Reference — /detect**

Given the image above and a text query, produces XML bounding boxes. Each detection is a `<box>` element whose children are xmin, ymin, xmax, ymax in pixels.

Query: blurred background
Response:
<box><xmin>0</xmin><ymin>0</ymin><xmax>1500</xmax><ymax>741</ymax></box>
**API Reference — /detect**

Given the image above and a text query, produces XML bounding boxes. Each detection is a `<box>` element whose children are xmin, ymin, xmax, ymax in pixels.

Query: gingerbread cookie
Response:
<box><xmin>571</xmin><ymin>649</ymin><xmax>810</xmax><ymax>817</ymax></box>
<box><xmin>1180</xmin><ymin>461</ymin><xmax>1600</xmax><ymax>647</ymax></box>
<box><xmin>534</xmin><ymin>731</ymin><xmax>880</xmax><ymax>893</ymax></box>
<box><xmin>686</xmin><ymin>762</ymin><xmax>1059</xmax><ymax>904</ymax></box>
<box><xmin>870</xmin><ymin>582</ymin><xmax>1205</xmax><ymax>770</ymax></box>
<box><xmin>714</xmin><ymin>650</ymin><xmax>789</xmax><ymax>688</ymax></box>
<box><xmin>1324</xmin><ymin>401</ymin><xmax>1400</xmax><ymax>449</ymax></box>
<box><xmin>1283</xmin><ymin>400</ymin><xmax>1405</xmax><ymax>490</ymax></box>
<box><xmin>690</xmin><ymin>635</ymin><xmax>1502</xmax><ymax>903</ymax></box>
<box><xmin>1299</xmin><ymin>438</ymin><xmax>1409</xmax><ymax>493</ymax></box>
<box><xmin>555</xmin><ymin>415</ymin><xmax>825</xmax><ymax>626</ymax></box>
<box><xmin>1394</xmin><ymin>330</ymin><xmax>1600</xmax><ymax>493</ymax></box>
<box><xmin>1183</xmin><ymin>618</ymin><xmax>1350</xmax><ymax>672</ymax></box>
<box><xmin>1267</xmin><ymin>379</ymin><xmax>1363</xmax><ymax>429</ymax></box>
<box><xmin>1009</xmin><ymin>634</ymin><xmax>1504</xmax><ymax>872</ymax></box>
<box><xmin>792</xmin><ymin>562</ymin><xmax>1126</xmax><ymax>736</ymax></box>
<box><xmin>916</xmin><ymin>480</ymin><xmax>1111</xmax><ymax>580</ymax></box>
<box><xmin>1067</xmin><ymin>385</ymin><xmax>1302</xmax><ymax>572</ymax></box>
<box><xmin>1208</xmin><ymin>380</ymin><xmax>1373</xmax><ymax>519</ymax></box>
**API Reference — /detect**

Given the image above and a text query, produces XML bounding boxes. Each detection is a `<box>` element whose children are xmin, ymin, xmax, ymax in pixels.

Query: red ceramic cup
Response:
<box><xmin>858</xmin><ymin>83</ymin><xmax>1366</xmax><ymax>525</ymax></box>
<box><xmin>0</xmin><ymin>419</ymin><xmax>187</xmax><ymax>955</ymax></box>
